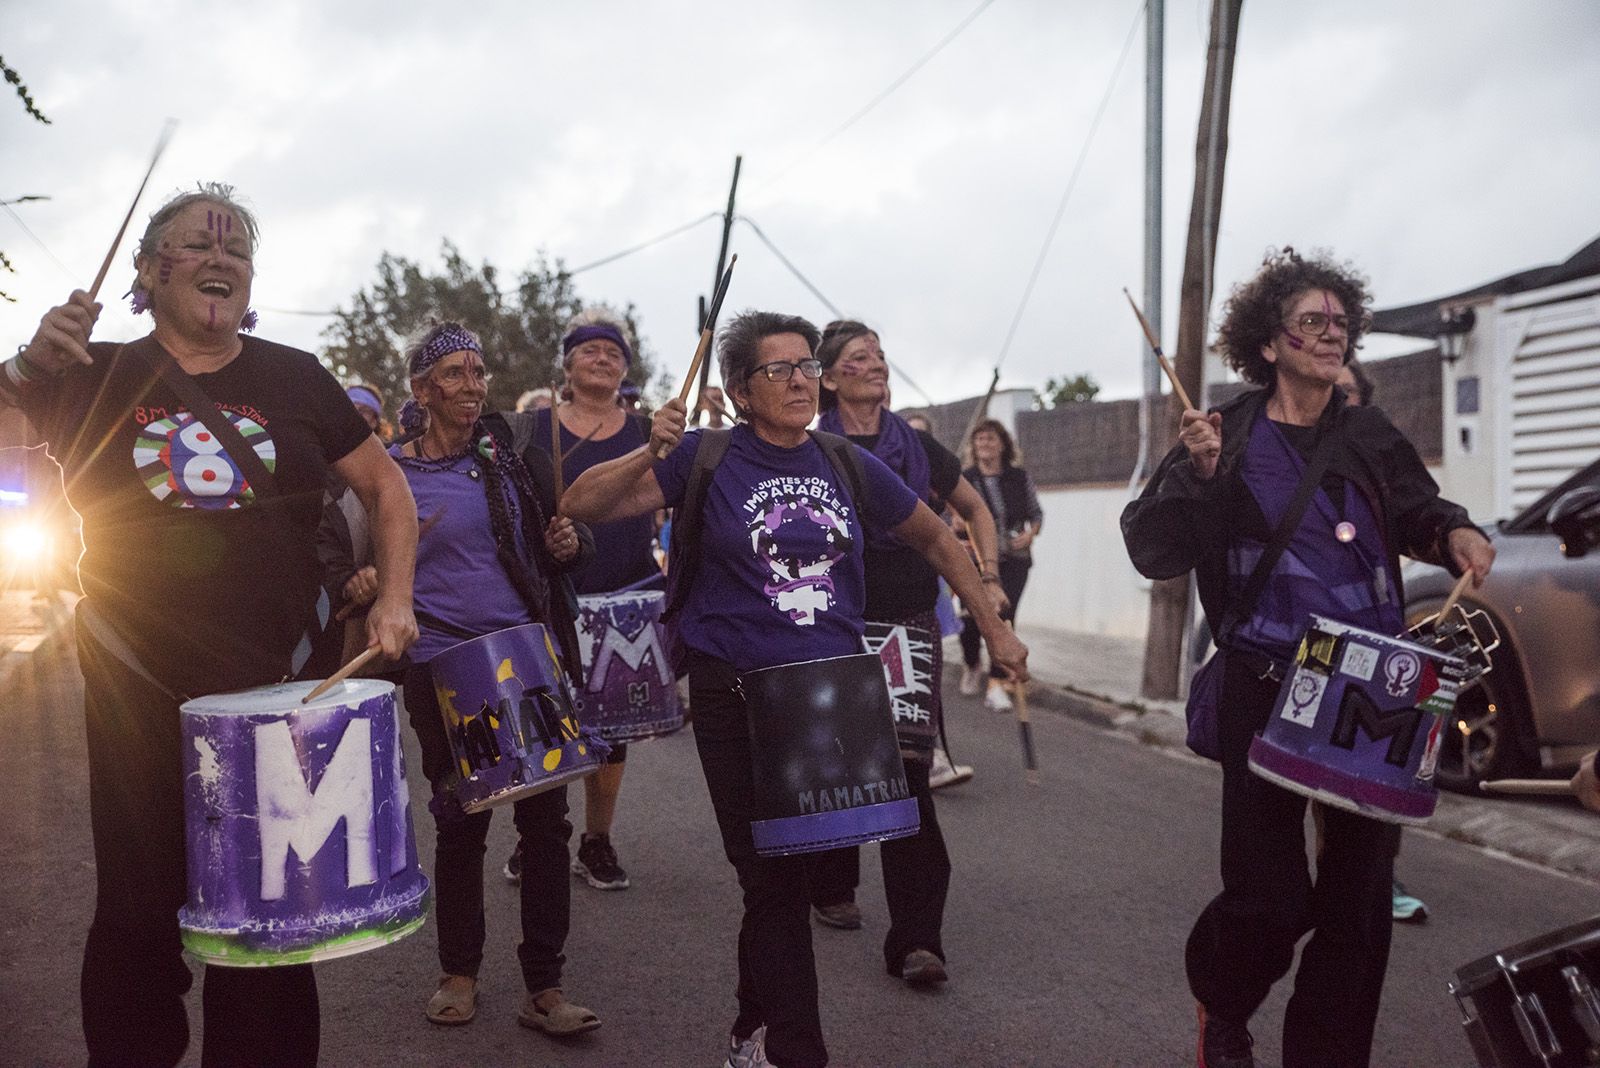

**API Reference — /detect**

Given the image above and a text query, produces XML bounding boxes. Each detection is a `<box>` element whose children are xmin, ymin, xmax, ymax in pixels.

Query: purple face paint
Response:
<box><xmin>159</xmin><ymin>255</ymin><xmax>175</xmax><ymax>285</ymax></box>
<box><xmin>209</xmin><ymin>303</ymin><xmax>216</xmax><ymax>328</ymax></box>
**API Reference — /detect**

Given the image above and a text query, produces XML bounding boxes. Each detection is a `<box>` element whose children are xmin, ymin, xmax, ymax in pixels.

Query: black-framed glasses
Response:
<box><xmin>747</xmin><ymin>358</ymin><xmax>823</xmax><ymax>383</ymax></box>
<box><xmin>1282</xmin><ymin>311</ymin><xmax>1372</xmax><ymax>338</ymax></box>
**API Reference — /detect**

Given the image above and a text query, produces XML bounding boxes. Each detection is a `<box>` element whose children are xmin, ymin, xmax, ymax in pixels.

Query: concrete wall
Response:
<box><xmin>1024</xmin><ymin>483</ymin><xmax>1151</xmax><ymax>640</ymax></box>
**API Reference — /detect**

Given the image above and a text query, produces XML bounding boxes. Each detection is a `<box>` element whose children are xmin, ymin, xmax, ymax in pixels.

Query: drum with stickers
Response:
<box><xmin>1247</xmin><ymin>614</ymin><xmax>1469</xmax><ymax>824</ymax></box>
<box><xmin>178</xmin><ymin>679</ymin><xmax>431</xmax><ymax>966</ymax></box>
<box><xmin>573</xmin><ymin>589</ymin><xmax>683</xmax><ymax>742</ymax></box>
<box><xmin>739</xmin><ymin>652</ymin><xmax>921</xmax><ymax>857</ymax></box>
<box><xmin>1450</xmin><ymin>914</ymin><xmax>1600</xmax><ymax>1067</ymax></box>
<box><xmin>427</xmin><ymin>623</ymin><xmax>608</xmax><ymax>816</ymax></box>
<box><xmin>863</xmin><ymin>619</ymin><xmax>940</xmax><ymax>756</ymax></box>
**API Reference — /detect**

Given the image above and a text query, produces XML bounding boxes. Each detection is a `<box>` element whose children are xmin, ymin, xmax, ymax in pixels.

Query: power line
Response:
<box><xmin>992</xmin><ymin>0</ymin><xmax>1146</xmax><ymax>372</ymax></box>
<box><xmin>737</xmin><ymin>214</ymin><xmax>936</xmax><ymax>407</ymax></box>
<box><xmin>568</xmin><ymin>211</ymin><xmax>721</xmax><ymax>275</ymax></box>
<box><xmin>1</xmin><ymin>200</ymin><xmax>81</xmax><ymax>285</ymax></box>
<box><xmin>750</xmin><ymin>0</ymin><xmax>1000</xmax><ymax>199</ymax></box>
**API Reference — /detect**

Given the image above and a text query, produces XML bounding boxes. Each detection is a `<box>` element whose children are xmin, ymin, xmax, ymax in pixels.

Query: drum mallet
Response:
<box><xmin>302</xmin><ymin>645</ymin><xmax>382</xmax><ymax>704</ymax></box>
<box><xmin>89</xmin><ymin>120</ymin><xmax>178</xmax><ymax>302</ymax></box>
<box><xmin>1122</xmin><ymin>288</ymin><xmax>1194</xmax><ymax>412</ymax></box>
<box><xmin>1479</xmin><ymin>779</ymin><xmax>1576</xmax><ymax>798</ymax></box>
<box><xmin>1009</xmin><ymin>621</ymin><xmax>1040</xmax><ymax>786</ymax></box>
<box><xmin>657</xmin><ymin>255</ymin><xmax>737</xmax><ymax>459</ymax></box>
<box><xmin>1436</xmin><ymin>569</ymin><xmax>1475</xmax><ymax>622</ymax></box>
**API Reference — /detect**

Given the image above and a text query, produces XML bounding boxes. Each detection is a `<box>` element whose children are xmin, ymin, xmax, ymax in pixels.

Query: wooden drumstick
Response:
<box><xmin>89</xmin><ymin>119</ymin><xmax>178</xmax><ymax>301</ymax></box>
<box><xmin>1006</xmin><ymin>619</ymin><xmax>1039</xmax><ymax>785</ymax></box>
<box><xmin>1122</xmin><ymin>287</ymin><xmax>1194</xmax><ymax>412</ymax></box>
<box><xmin>1437</xmin><ymin>569</ymin><xmax>1475</xmax><ymax>622</ymax></box>
<box><xmin>549</xmin><ymin>385</ymin><xmax>565</xmax><ymax>501</ymax></box>
<box><xmin>302</xmin><ymin>645</ymin><xmax>381</xmax><ymax>704</ymax></box>
<box><xmin>1479</xmin><ymin>779</ymin><xmax>1576</xmax><ymax>797</ymax></box>
<box><xmin>657</xmin><ymin>255</ymin><xmax>737</xmax><ymax>459</ymax></box>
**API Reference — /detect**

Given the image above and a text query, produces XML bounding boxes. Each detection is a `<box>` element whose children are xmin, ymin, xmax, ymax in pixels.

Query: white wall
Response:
<box><xmin>1022</xmin><ymin>483</ymin><xmax>1150</xmax><ymax>639</ymax></box>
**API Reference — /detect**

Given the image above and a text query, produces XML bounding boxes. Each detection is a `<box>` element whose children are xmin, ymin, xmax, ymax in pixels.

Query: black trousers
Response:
<box><xmin>959</xmin><ymin>557</ymin><xmax>1030</xmax><ymax>677</ymax></box>
<box><xmin>403</xmin><ymin>663</ymin><xmax>572</xmax><ymax>993</ymax></box>
<box><xmin>804</xmin><ymin>760</ymin><xmax>950</xmax><ymax>974</ymax></box>
<box><xmin>77</xmin><ymin>621</ymin><xmax>319</xmax><ymax>1068</ymax></box>
<box><xmin>1186</xmin><ymin>654</ymin><xmax>1400</xmax><ymax>1068</ymax></box>
<box><xmin>689</xmin><ymin>652</ymin><xmax>829</xmax><ymax>1068</ymax></box>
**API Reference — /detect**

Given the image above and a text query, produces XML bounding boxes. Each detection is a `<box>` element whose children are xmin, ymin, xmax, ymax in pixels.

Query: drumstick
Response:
<box><xmin>1479</xmin><ymin>779</ymin><xmax>1576</xmax><ymax>797</ymax></box>
<box><xmin>1006</xmin><ymin>619</ymin><xmax>1039</xmax><ymax>785</ymax></box>
<box><xmin>1437</xmin><ymin>569</ymin><xmax>1475</xmax><ymax>622</ymax></box>
<box><xmin>1122</xmin><ymin>287</ymin><xmax>1194</xmax><ymax>412</ymax></box>
<box><xmin>301</xmin><ymin>645</ymin><xmax>381</xmax><ymax>704</ymax></box>
<box><xmin>549</xmin><ymin>385</ymin><xmax>565</xmax><ymax>500</ymax></box>
<box><xmin>89</xmin><ymin>119</ymin><xmax>178</xmax><ymax>301</ymax></box>
<box><xmin>658</xmin><ymin>255</ymin><xmax>737</xmax><ymax>459</ymax></box>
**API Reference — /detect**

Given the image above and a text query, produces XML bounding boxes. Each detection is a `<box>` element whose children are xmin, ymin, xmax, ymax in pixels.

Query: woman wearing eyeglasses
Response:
<box><xmin>390</xmin><ymin>319</ymin><xmax>603</xmax><ymax>1039</ymax></box>
<box><xmin>1122</xmin><ymin>249</ymin><xmax>1495</xmax><ymax>1068</ymax></box>
<box><xmin>562</xmin><ymin>310</ymin><xmax>1027</xmax><ymax>1068</ymax></box>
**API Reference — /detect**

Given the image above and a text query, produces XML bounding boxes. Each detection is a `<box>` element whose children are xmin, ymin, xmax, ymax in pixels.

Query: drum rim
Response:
<box><xmin>739</xmin><ymin>650</ymin><xmax>883</xmax><ymax>681</ymax></box>
<box><xmin>180</xmin><ymin>677</ymin><xmax>395</xmax><ymax>715</ymax></box>
<box><xmin>1301</xmin><ymin>613</ymin><xmax>1468</xmax><ymax>669</ymax></box>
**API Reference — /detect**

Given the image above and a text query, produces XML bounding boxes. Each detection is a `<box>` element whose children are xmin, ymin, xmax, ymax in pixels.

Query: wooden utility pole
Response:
<box><xmin>1140</xmin><ymin>0</ymin><xmax>1244</xmax><ymax>700</ymax></box>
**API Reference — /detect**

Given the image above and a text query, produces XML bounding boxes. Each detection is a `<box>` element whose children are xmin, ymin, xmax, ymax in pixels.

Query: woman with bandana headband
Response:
<box><xmin>500</xmin><ymin>310</ymin><xmax>658</xmax><ymax>894</ymax></box>
<box><xmin>563</xmin><ymin>309</ymin><xmax>1028</xmax><ymax>1068</ymax></box>
<box><xmin>803</xmin><ymin>319</ymin><xmax>1007</xmax><ymax>989</ymax></box>
<box><xmin>390</xmin><ymin>319</ymin><xmax>603</xmax><ymax>1038</ymax></box>
<box><xmin>1</xmin><ymin>182</ymin><xmax>419</xmax><ymax>1067</ymax></box>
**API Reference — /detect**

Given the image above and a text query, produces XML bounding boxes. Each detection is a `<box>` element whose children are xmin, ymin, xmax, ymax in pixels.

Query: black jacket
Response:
<box><xmin>1120</xmin><ymin>387</ymin><xmax>1476</xmax><ymax>637</ymax></box>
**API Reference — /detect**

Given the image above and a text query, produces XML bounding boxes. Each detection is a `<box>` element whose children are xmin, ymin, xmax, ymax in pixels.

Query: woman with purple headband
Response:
<box><xmin>389</xmin><ymin>318</ymin><xmax>604</xmax><ymax>1038</ymax></box>
<box><xmin>803</xmin><ymin>319</ymin><xmax>1007</xmax><ymax>989</ymax></box>
<box><xmin>2</xmin><ymin>182</ymin><xmax>419</xmax><ymax>1067</ymax></box>
<box><xmin>499</xmin><ymin>310</ymin><xmax>657</xmax><ymax>894</ymax></box>
<box><xmin>563</xmin><ymin>309</ymin><xmax>1028</xmax><ymax>1068</ymax></box>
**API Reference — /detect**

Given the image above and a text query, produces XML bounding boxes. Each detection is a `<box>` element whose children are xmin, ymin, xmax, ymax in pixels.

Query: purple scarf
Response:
<box><xmin>818</xmin><ymin>407</ymin><xmax>931</xmax><ymax>545</ymax></box>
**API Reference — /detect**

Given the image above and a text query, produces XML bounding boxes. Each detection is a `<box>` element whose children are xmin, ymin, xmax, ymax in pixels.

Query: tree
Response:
<box><xmin>1042</xmin><ymin>373</ymin><xmax>1101</xmax><ymax>406</ymax></box>
<box><xmin>1</xmin><ymin>56</ymin><xmax>50</xmax><ymax>303</ymax></box>
<box><xmin>320</xmin><ymin>241</ymin><xmax>660</xmax><ymax>415</ymax></box>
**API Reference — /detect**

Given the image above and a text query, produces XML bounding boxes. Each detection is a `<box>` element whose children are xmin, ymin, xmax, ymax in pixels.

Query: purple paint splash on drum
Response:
<box><xmin>178</xmin><ymin>679</ymin><xmax>430</xmax><ymax>966</ymax></box>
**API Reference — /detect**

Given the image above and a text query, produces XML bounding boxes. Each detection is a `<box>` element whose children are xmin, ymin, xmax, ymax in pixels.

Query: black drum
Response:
<box><xmin>1450</xmin><ymin>914</ymin><xmax>1600</xmax><ymax>1066</ymax></box>
<box><xmin>739</xmin><ymin>652</ymin><xmax>921</xmax><ymax>857</ymax></box>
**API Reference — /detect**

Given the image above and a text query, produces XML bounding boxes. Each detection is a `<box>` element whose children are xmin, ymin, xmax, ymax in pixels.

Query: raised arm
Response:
<box><xmin>1</xmin><ymin>290</ymin><xmax>100</xmax><ymax>409</ymax></box>
<box><xmin>562</xmin><ymin>398</ymin><xmax>684</xmax><ymax>524</ymax></box>
<box><xmin>894</xmin><ymin>501</ymin><xmax>1028</xmax><ymax>682</ymax></box>
<box><xmin>333</xmin><ymin>436</ymin><xmax>418</xmax><ymax>659</ymax></box>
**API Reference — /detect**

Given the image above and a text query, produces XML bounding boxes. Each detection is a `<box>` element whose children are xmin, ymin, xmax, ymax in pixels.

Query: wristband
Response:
<box><xmin>981</xmin><ymin>571</ymin><xmax>1001</xmax><ymax>583</ymax></box>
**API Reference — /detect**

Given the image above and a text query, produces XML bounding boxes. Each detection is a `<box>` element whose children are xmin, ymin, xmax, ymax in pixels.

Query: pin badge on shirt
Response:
<box><xmin>469</xmin><ymin>469</ymin><xmax>481</xmax><ymax>480</ymax></box>
<box><xmin>1335</xmin><ymin>520</ymin><xmax>1357</xmax><ymax>543</ymax></box>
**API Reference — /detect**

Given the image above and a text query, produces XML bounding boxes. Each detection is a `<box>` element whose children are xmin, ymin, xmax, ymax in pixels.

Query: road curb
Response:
<box><xmin>0</xmin><ymin>591</ymin><xmax>76</xmax><ymax>693</ymax></box>
<box><xmin>946</xmin><ymin>664</ymin><xmax>1600</xmax><ymax>885</ymax></box>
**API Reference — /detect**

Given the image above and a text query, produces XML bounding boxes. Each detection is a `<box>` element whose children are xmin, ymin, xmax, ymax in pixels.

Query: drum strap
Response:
<box><xmin>1218</xmin><ymin>425</ymin><xmax>1342</xmax><ymax>649</ymax></box>
<box><xmin>76</xmin><ymin>597</ymin><xmax>186</xmax><ymax>701</ymax></box>
<box><xmin>133</xmin><ymin>340</ymin><xmax>280</xmax><ymax>500</ymax></box>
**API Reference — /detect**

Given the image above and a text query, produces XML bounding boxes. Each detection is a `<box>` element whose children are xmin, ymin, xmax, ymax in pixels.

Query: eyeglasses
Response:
<box><xmin>432</xmin><ymin>364</ymin><xmax>491</xmax><ymax>387</ymax></box>
<box><xmin>1282</xmin><ymin>312</ymin><xmax>1372</xmax><ymax>338</ymax></box>
<box><xmin>747</xmin><ymin>358</ymin><xmax>823</xmax><ymax>383</ymax></box>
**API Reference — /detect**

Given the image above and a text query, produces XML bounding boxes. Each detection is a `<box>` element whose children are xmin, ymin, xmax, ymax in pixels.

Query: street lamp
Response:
<box><xmin>1436</xmin><ymin>306</ymin><xmax>1476</xmax><ymax>366</ymax></box>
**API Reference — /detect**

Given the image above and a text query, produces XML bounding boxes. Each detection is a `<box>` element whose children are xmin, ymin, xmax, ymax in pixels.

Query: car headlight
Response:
<box><xmin>2</xmin><ymin>521</ymin><xmax>51</xmax><ymax>562</ymax></box>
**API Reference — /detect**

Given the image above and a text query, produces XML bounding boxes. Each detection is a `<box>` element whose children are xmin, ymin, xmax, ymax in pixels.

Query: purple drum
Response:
<box><xmin>178</xmin><ymin>679</ymin><xmax>430</xmax><ymax>966</ymax></box>
<box><xmin>574</xmin><ymin>590</ymin><xmax>683</xmax><ymax>741</ymax></box>
<box><xmin>739</xmin><ymin>652</ymin><xmax>921</xmax><ymax>857</ymax></box>
<box><xmin>1248</xmin><ymin>614</ymin><xmax>1468</xmax><ymax>824</ymax></box>
<box><xmin>427</xmin><ymin>623</ymin><xmax>607</xmax><ymax>815</ymax></box>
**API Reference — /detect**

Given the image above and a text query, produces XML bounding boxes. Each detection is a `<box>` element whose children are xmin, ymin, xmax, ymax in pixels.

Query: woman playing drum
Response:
<box><xmin>804</xmin><ymin>318</ymin><xmax>1005</xmax><ymax>985</ymax></box>
<box><xmin>562</xmin><ymin>310</ymin><xmax>1027</xmax><ymax>1068</ymax></box>
<box><xmin>390</xmin><ymin>320</ymin><xmax>602</xmax><ymax>1037</ymax></box>
<box><xmin>1121</xmin><ymin>248</ymin><xmax>1495</xmax><ymax>1068</ymax></box>
<box><xmin>2</xmin><ymin>183</ymin><xmax>419</xmax><ymax>1067</ymax></box>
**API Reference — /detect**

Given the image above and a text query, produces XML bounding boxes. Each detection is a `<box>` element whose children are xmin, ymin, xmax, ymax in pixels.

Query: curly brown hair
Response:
<box><xmin>1213</xmin><ymin>247</ymin><xmax>1371</xmax><ymax>387</ymax></box>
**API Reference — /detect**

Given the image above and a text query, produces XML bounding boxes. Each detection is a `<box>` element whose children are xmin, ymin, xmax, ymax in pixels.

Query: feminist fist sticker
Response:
<box><xmin>133</xmin><ymin>411</ymin><xmax>277</xmax><ymax>509</ymax></box>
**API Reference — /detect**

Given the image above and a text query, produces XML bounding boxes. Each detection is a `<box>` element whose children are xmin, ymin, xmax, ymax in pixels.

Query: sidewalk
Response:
<box><xmin>963</xmin><ymin>623</ymin><xmax>1600</xmax><ymax>886</ymax></box>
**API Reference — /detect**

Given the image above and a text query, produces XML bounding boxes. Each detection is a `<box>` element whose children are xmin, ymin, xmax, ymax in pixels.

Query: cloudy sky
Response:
<box><xmin>3</xmin><ymin>0</ymin><xmax>1597</xmax><ymax>406</ymax></box>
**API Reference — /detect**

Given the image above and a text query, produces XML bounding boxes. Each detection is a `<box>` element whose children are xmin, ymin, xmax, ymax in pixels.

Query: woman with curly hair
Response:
<box><xmin>1121</xmin><ymin>248</ymin><xmax>1495</xmax><ymax>1068</ymax></box>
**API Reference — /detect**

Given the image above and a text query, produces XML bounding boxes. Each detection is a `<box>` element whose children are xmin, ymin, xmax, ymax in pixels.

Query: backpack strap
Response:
<box><xmin>808</xmin><ymin>429</ymin><xmax>867</xmax><ymax>510</ymax></box>
<box><xmin>663</xmin><ymin>428</ymin><xmax>732</xmax><ymax>619</ymax></box>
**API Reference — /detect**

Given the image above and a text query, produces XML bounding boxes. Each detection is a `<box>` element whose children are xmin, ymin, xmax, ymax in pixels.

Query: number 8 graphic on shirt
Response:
<box><xmin>133</xmin><ymin>411</ymin><xmax>277</xmax><ymax>509</ymax></box>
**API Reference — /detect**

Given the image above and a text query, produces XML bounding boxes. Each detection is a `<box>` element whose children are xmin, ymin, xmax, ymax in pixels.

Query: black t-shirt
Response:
<box><xmin>848</xmin><ymin>428</ymin><xmax>962</xmax><ymax>621</ymax></box>
<box><xmin>22</xmin><ymin>335</ymin><xmax>371</xmax><ymax>695</ymax></box>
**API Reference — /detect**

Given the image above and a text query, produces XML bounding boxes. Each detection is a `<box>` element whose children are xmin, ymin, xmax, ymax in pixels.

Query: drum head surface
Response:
<box><xmin>181</xmin><ymin>678</ymin><xmax>394</xmax><ymax>717</ymax></box>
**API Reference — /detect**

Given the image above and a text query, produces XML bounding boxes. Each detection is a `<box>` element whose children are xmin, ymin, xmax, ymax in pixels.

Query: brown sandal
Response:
<box><xmin>518</xmin><ymin>989</ymin><xmax>601</xmax><ymax>1036</ymax></box>
<box><xmin>425</xmin><ymin>975</ymin><xmax>477</xmax><ymax>1025</ymax></box>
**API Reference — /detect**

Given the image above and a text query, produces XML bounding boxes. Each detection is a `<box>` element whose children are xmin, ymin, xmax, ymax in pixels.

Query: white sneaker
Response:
<box><xmin>984</xmin><ymin>682</ymin><xmax>1013</xmax><ymax>712</ymax></box>
<box><xmin>929</xmin><ymin>749</ymin><xmax>974</xmax><ymax>790</ymax></box>
<box><xmin>959</xmin><ymin>666</ymin><xmax>982</xmax><ymax>696</ymax></box>
<box><xmin>725</xmin><ymin>1025</ymin><xmax>770</xmax><ymax>1068</ymax></box>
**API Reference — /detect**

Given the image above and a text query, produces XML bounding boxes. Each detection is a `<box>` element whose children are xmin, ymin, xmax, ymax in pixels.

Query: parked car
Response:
<box><xmin>1403</xmin><ymin>457</ymin><xmax>1600</xmax><ymax>792</ymax></box>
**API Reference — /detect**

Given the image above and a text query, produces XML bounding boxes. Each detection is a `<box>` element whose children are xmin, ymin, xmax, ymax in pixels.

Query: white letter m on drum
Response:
<box><xmin>255</xmin><ymin>719</ymin><xmax>377</xmax><ymax>901</ymax></box>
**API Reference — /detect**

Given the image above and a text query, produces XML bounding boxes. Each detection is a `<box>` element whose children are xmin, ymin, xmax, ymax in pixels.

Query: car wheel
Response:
<box><xmin>1433</xmin><ymin>657</ymin><xmax>1531</xmax><ymax>794</ymax></box>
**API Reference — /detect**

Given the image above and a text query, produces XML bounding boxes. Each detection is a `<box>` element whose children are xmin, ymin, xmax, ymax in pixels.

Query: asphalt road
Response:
<box><xmin>2</xmin><ymin>632</ymin><xmax>1596</xmax><ymax>1067</ymax></box>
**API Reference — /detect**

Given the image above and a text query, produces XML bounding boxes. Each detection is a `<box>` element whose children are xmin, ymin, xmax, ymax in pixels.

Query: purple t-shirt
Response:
<box><xmin>391</xmin><ymin>447</ymin><xmax>535</xmax><ymax>663</ymax></box>
<box><xmin>654</xmin><ymin>425</ymin><xmax>921</xmax><ymax>673</ymax></box>
<box><xmin>533</xmin><ymin>408</ymin><xmax>658</xmax><ymax>595</ymax></box>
